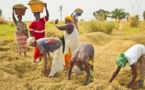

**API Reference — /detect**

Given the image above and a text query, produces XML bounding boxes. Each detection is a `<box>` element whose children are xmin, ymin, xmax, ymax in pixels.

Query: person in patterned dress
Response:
<box><xmin>12</xmin><ymin>8</ymin><xmax>29</xmax><ymax>56</ymax></box>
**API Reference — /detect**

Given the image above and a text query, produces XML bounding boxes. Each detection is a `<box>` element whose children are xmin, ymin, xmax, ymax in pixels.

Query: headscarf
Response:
<box><xmin>27</xmin><ymin>37</ymin><xmax>35</xmax><ymax>46</ymax></box>
<box><xmin>116</xmin><ymin>53</ymin><xmax>128</xmax><ymax>67</ymax></box>
<box><xmin>65</xmin><ymin>16</ymin><xmax>73</xmax><ymax>22</ymax></box>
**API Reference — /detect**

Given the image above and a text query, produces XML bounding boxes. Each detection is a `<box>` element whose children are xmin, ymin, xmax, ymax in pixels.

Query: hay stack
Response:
<box><xmin>101</xmin><ymin>40</ymin><xmax>136</xmax><ymax>54</ymax></box>
<box><xmin>80</xmin><ymin>32</ymin><xmax>112</xmax><ymax>46</ymax></box>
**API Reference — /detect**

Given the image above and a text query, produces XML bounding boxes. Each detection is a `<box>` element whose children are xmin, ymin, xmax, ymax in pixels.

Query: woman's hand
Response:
<box><xmin>55</xmin><ymin>19</ymin><xmax>58</xmax><ymax>24</ymax></box>
<box><xmin>41</xmin><ymin>67</ymin><xmax>51</xmax><ymax>77</ymax></box>
<box><xmin>44</xmin><ymin>3</ymin><xmax>47</xmax><ymax>7</ymax></box>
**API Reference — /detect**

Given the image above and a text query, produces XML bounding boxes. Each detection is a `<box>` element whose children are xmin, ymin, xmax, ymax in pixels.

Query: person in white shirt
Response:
<box><xmin>55</xmin><ymin>16</ymin><xmax>80</xmax><ymax>69</ymax></box>
<box><xmin>109</xmin><ymin>44</ymin><xmax>145</xmax><ymax>88</ymax></box>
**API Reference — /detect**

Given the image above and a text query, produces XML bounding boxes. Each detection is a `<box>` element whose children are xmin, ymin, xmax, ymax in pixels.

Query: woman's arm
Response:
<box><xmin>68</xmin><ymin>59</ymin><xmax>74</xmax><ymax>80</ymax></box>
<box><xmin>29</xmin><ymin>31</ymin><xmax>33</xmax><ymax>37</ymax></box>
<box><xmin>29</xmin><ymin>23</ymin><xmax>34</xmax><ymax>37</ymax></box>
<box><xmin>43</xmin><ymin>51</ymin><xmax>48</xmax><ymax>72</ymax></box>
<box><xmin>44</xmin><ymin>3</ymin><xmax>49</xmax><ymax>18</ymax></box>
<box><xmin>82</xmin><ymin>58</ymin><xmax>91</xmax><ymax>86</ymax></box>
<box><xmin>24</xmin><ymin>24</ymin><xmax>29</xmax><ymax>38</ymax></box>
<box><xmin>56</xmin><ymin>24</ymin><xmax>71</xmax><ymax>31</ymax></box>
<box><xmin>12</xmin><ymin>8</ymin><xmax>17</xmax><ymax>24</ymax></box>
<box><xmin>71</xmin><ymin>11</ymin><xmax>75</xmax><ymax>17</ymax></box>
<box><xmin>54</xmin><ymin>19</ymin><xmax>71</xmax><ymax>31</ymax></box>
<box><xmin>109</xmin><ymin>66</ymin><xmax>121</xmax><ymax>83</ymax></box>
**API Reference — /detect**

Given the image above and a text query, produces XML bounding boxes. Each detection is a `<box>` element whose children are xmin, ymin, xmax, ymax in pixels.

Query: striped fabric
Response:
<box><xmin>16</xmin><ymin>33</ymin><xmax>27</xmax><ymax>53</ymax></box>
<box><xmin>33</xmin><ymin>30</ymin><xmax>45</xmax><ymax>33</ymax></box>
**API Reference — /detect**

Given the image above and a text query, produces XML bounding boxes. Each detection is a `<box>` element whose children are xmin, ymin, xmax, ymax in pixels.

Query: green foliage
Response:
<box><xmin>83</xmin><ymin>20</ymin><xmax>115</xmax><ymax>34</ymax></box>
<box><xmin>0</xmin><ymin>9</ymin><xmax>2</xmax><ymax>17</ymax></box>
<box><xmin>0</xmin><ymin>24</ymin><xmax>15</xmax><ymax>36</ymax></box>
<box><xmin>128</xmin><ymin>15</ymin><xmax>139</xmax><ymax>27</ymax></box>
<box><xmin>139</xmin><ymin>21</ymin><xmax>145</xmax><ymax>30</ymax></box>
<box><xmin>1</xmin><ymin>20</ymin><xmax>145</xmax><ymax>37</ymax></box>
<box><xmin>112</xmin><ymin>21</ymin><xmax>145</xmax><ymax>36</ymax></box>
<box><xmin>122</xmin><ymin>26</ymin><xmax>139</xmax><ymax>35</ymax></box>
<box><xmin>93</xmin><ymin>9</ymin><xmax>110</xmax><ymax>21</ymax></box>
<box><xmin>110</xmin><ymin>8</ymin><xmax>129</xmax><ymax>20</ymax></box>
<box><xmin>10</xmin><ymin>23</ymin><xmax>15</xmax><ymax>27</ymax></box>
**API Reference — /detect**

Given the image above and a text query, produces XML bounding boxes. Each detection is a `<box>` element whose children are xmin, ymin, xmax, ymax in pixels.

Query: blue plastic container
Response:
<box><xmin>75</xmin><ymin>12</ymin><xmax>82</xmax><ymax>16</ymax></box>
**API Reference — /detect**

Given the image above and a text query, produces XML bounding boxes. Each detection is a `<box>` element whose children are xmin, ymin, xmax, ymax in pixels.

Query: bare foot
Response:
<box><xmin>41</xmin><ymin>68</ymin><xmax>51</xmax><ymax>77</ymax></box>
<box><xmin>49</xmin><ymin>76</ymin><xmax>52</xmax><ymax>78</ymax></box>
<box><xmin>138</xmin><ymin>80</ymin><xmax>144</xmax><ymax>88</ymax></box>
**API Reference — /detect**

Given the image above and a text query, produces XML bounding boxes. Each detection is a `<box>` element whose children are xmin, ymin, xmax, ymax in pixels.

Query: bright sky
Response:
<box><xmin>0</xmin><ymin>0</ymin><xmax>145</xmax><ymax>21</ymax></box>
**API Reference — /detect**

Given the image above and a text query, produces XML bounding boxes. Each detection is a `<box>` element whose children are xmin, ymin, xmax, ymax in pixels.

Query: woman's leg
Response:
<box><xmin>138</xmin><ymin>56</ymin><xmax>145</xmax><ymax>88</ymax></box>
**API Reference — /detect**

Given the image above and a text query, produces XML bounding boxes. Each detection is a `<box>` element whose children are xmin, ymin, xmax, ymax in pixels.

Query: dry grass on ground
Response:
<box><xmin>1</xmin><ymin>31</ymin><xmax>145</xmax><ymax>90</ymax></box>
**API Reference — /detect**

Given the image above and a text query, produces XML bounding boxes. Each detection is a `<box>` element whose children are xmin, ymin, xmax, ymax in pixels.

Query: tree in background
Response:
<box><xmin>0</xmin><ymin>9</ymin><xmax>8</xmax><ymax>24</ymax></box>
<box><xmin>0</xmin><ymin>9</ymin><xmax>2</xmax><ymax>17</ymax></box>
<box><xmin>110</xmin><ymin>8</ymin><xmax>129</xmax><ymax>21</ymax></box>
<box><xmin>93</xmin><ymin>9</ymin><xmax>110</xmax><ymax>21</ymax></box>
<box><xmin>143</xmin><ymin>11</ymin><xmax>145</xmax><ymax>21</ymax></box>
<box><xmin>128</xmin><ymin>15</ymin><xmax>139</xmax><ymax>27</ymax></box>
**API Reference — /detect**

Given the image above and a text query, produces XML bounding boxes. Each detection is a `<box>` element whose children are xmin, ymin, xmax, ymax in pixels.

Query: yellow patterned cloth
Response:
<box><xmin>65</xmin><ymin>16</ymin><xmax>73</xmax><ymax>22</ymax></box>
<box><xmin>87</xmin><ymin>56</ymin><xmax>94</xmax><ymax>84</ymax></box>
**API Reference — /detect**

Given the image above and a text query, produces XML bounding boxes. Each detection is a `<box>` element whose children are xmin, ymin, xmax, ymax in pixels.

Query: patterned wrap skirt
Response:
<box><xmin>136</xmin><ymin>56</ymin><xmax>145</xmax><ymax>81</ymax></box>
<box><xmin>16</xmin><ymin>33</ymin><xmax>27</xmax><ymax>53</ymax></box>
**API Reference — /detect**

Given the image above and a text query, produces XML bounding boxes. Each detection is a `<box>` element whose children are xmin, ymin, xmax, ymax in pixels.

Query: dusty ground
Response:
<box><xmin>0</xmin><ymin>32</ymin><xmax>145</xmax><ymax>90</ymax></box>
